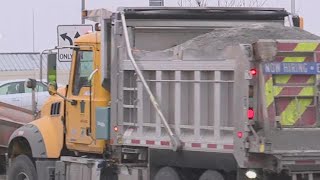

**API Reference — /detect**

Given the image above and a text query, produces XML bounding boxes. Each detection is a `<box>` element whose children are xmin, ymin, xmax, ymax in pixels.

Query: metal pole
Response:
<box><xmin>31</xmin><ymin>88</ymin><xmax>36</xmax><ymax>118</ymax></box>
<box><xmin>291</xmin><ymin>0</ymin><xmax>296</xmax><ymax>15</ymax></box>
<box><xmin>81</xmin><ymin>0</ymin><xmax>85</xmax><ymax>24</ymax></box>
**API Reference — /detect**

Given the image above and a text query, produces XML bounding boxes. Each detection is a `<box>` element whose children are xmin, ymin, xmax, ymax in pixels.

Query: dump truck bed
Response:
<box><xmin>114</xmin><ymin>58</ymin><xmax>235</xmax><ymax>152</ymax></box>
<box><xmin>108</xmin><ymin>8</ymin><xmax>320</xmax><ymax>153</ymax></box>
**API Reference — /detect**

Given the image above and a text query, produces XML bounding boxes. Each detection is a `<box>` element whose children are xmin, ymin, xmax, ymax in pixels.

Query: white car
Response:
<box><xmin>0</xmin><ymin>79</ymin><xmax>51</xmax><ymax>111</ymax></box>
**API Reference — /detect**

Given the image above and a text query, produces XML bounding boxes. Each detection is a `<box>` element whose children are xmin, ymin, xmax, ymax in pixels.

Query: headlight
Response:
<box><xmin>245</xmin><ymin>170</ymin><xmax>257</xmax><ymax>179</ymax></box>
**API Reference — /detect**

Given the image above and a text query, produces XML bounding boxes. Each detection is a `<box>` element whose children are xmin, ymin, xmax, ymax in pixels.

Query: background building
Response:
<box><xmin>0</xmin><ymin>53</ymin><xmax>70</xmax><ymax>85</ymax></box>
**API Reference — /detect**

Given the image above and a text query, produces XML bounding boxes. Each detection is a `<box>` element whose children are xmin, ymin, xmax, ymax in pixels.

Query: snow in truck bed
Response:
<box><xmin>133</xmin><ymin>24</ymin><xmax>320</xmax><ymax>61</ymax></box>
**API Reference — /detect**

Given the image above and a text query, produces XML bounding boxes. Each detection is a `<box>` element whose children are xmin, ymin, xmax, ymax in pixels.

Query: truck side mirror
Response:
<box><xmin>292</xmin><ymin>16</ymin><xmax>304</xmax><ymax>29</ymax></box>
<box><xmin>26</xmin><ymin>78</ymin><xmax>37</xmax><ymax>89</ymax></box>
<box><xmin>47</xmin><ymin>53</ymin><xmax>57</xmax><ymax>85</ymax></box>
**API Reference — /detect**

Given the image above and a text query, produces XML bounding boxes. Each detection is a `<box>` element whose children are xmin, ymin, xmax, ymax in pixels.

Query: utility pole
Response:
<box><xmin>291</xmin><ymin>0</ymin><xmax>296</xmax><ymax>15</ymax></box>
<box><xmin>81</xmin><ymin>0</ymin><xmax>85</xmax><ymax>24</ymax></box>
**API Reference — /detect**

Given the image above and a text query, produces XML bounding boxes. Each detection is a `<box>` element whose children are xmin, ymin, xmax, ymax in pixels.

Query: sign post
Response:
<box><xmin>57</xmin><ymin>25</ymin><xmax>93</xmax><ymax>62</ymax></box>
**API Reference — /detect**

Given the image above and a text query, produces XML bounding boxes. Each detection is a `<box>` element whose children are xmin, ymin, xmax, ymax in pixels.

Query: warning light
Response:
<box><xmin>82</xmin><ymin>10</ymin><xmax>88</xmax><ymax>17</ymax></box>
<box><xmin>250</xmin><ymin>69</ymin><xmax>257</xmax><ymax>76</ymax></box>
<box><xmin>237</xmin><ymin>132</ymin><xmax>243</xmax><ymax>138</ymax></box>
<box><xmin>247</xmin><ymin>108</ymin><xmax>255</xmax><ymax>120</ymax></box>
<box><xmin>114</xmin><ymin>126</ymin><xmax>119</xmax><ymax>132</ymax></box>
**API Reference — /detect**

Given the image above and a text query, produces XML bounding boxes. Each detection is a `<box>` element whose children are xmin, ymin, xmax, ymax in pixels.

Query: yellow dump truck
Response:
<box><xmin>7</xmin><ymin>7</ymin><xmax>320</xmax><ymax>180</ymax></box>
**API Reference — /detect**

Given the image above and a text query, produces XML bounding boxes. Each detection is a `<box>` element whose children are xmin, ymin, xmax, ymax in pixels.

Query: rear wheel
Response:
<box><xmin>154</xmin><ymin>166</ymin><xmax>182</xmax><ymax>180</ymax></box>
<box><xmin>7</xmin><ymin>155</ymin><xmax>37</xmax><ymax>180</ymax></box>
<box><xmin>199</xmin><ymin>170</ymin><xmax>224</xmax><ymax>180</ymax></box>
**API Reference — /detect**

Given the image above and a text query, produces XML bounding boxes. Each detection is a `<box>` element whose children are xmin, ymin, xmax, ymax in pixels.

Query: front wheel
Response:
<box><xmin>7</xmin><ymin>155</ymin><xmax>37</xmax><ymax>180</ymax></box>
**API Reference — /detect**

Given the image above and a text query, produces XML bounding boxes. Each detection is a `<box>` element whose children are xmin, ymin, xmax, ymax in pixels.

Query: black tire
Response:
<box><xmin>7</xmin><ymin>155</ymin><xmax>37</xmax><ymax>180</ymax></box>
<box><xmin>199</xmin><ymin>170</ymin><xmax>224</xmax><ymax>180</ymax></box>
<box><xmin>154</xmin><ymin>167</ymin><xmax>182</xmax><ymax>180</ymax></box>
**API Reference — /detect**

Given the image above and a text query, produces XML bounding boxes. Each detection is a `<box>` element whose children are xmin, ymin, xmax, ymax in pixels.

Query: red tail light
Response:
<box><xmin>248</xmin><ymin>108</ymin><xmax>255</xmax><ymax>120</ymax></box>
<box><xmin>237</xmin><ymin>132</ymin><xmax>243</xmax><ymax>138</ymax></box>
<box><xmin>250</xmin><ymin>69</ymin><xmax>257</xmax><ymax>76</ymax></box>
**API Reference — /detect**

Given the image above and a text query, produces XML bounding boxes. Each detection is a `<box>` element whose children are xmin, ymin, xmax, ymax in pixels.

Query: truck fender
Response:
<box><xmin>8</xmin><ymin>123</ymin><xmax>47</xmax><ymax>158</ymax></box>
<box><xmin>9</xmin><ymin>115</ymin><xmax>64</xmax><ymax>159</ymax></box>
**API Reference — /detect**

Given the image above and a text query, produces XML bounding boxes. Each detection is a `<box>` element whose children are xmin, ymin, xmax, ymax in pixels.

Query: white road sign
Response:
<box><xmin>57</xmin><ymin>25</ymin><xmax>93</xmax><ymax>61</ymax></box>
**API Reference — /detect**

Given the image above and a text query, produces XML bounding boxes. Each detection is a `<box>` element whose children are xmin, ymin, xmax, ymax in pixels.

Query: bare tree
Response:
<box><xmin>196</xmin><ymin>0</ymin><xmax>208</xmax><ymax>7</ymax></box>
<box><xmin>178</xmin><ymin>0</ymin><xmax>267</xmax><ymax>7</ymax></box>
<box><xmin>178</xmin><ymin>0</ymin><xmax>208</xmax><ymax>7</ymax></box>
<box><xmin>232</xmin><ymin>0</ymin><xmax>268</xmax><ymax>7</ymax></box>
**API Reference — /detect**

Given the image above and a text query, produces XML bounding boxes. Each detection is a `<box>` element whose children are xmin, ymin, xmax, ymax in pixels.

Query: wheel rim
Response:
<box><xmin>17</xmin><ymin>172</ymin><xmax>30</xmax><ymax>180</ymax></box>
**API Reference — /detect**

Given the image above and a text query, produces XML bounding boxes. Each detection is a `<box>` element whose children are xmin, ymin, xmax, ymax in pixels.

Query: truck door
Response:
<box><xmin>66</xmin><ymin>49</ymin><xmax>95</xmax><ymax>146</ymax></box>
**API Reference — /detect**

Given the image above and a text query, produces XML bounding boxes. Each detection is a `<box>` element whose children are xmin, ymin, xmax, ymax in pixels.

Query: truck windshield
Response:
<box><xmin>72</xmin><ymin>50</ymin><xmax>93</xmax><ymax>95</ymax></box>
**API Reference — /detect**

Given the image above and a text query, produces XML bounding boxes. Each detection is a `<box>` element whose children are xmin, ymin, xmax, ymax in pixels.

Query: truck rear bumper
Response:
<box><xmin>275</xmin><ymin>154</ymin><xmax>320</xmax><ymax>173</ymax></box>
<box><xmin>267</xmin><ymin>129</ymin><xmax>320</xmax><ymax>153</ymax></box>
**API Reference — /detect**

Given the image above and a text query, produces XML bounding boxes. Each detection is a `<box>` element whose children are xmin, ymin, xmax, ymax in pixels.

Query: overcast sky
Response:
<box><xmin>0</xmin><ymin>0</ymin><xmax>317</xmax><ymax>52</ymax></box>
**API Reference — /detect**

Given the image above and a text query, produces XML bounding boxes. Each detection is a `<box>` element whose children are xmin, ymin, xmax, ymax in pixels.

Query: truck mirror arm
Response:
<box><xmin>41</xmin><ymin>81</ymin><xmax>76</xmax><ymax>105</ymax></box>
<box><xmin>55</xmin><ymin>92</ymin><xmax>76</xmax><ymax>105</ymax></box>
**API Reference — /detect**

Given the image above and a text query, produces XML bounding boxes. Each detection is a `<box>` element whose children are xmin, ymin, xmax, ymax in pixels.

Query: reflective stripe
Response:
<box><xmin>280</xmin><ymin>77</ymin><xmax>315</xmax><ymax>126</ymax></box>
<box><xmin>294</xmin><ymin>43</ymin><xmax>319</xmax><ymax>52</ymax></box>
<box><xmin>296</xmin><ymin>103</ymin><xmax>316</xmax><ymax>126</ymax></box>
<box><xmin>265</xmin><ymin>57</ymin><xmax>305</xmax><ymax>108</ymax></box>
<box><xmin>265</xmin><ymin>77</ymin><xmax>276</xmax><ymax>107</ymax></box>
<box><xmin>264</xmin><ymin>42</ymin><xmax>319</xmax><ymax>127</ymax></box>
